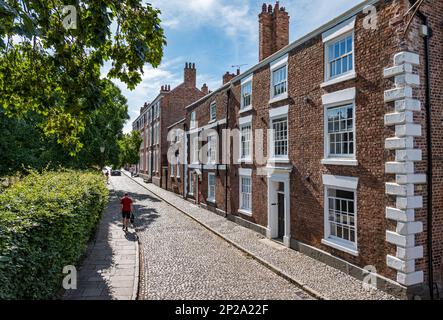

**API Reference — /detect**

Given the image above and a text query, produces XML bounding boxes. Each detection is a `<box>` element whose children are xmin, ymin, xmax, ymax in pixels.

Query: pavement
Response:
<box><xmin>63</xmin><ymin>179</ymin><xmax>139</xmax><ymax>300</ymax></box>
<box><xmin>116</xmin><ymin>173</ymin><xmax>313</xmax><ymax>300</ymax></box>
<box><xmin>125</xmin><ymin>171</ymin><xmax>397</xmax><ymax>300</ymax></box>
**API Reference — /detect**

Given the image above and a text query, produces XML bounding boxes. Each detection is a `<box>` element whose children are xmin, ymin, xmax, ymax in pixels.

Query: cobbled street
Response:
<box><xmin>111</xmin><ymin>174</ymin><xmax>313</xmax><ymax>300</ymax></box>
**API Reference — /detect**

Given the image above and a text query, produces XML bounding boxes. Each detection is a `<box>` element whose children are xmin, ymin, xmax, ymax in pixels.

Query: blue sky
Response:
<box><xmin>107</xmin><ymin>0</ymin><xmax>361</xmax><ymax>133</ymax></box>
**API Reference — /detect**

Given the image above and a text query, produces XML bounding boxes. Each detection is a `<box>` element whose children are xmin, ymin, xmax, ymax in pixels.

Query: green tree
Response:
<box><xmin>0</xmin><ymin>0</ymin><xmax>165</xmax><ymax>152</ymax></box>
<box><xmin>118</xmin><ymin>131</ymin><xmax>143</xmax><ymax>168</ymax></box>
<box><xmin>0</xmin><ymin>79</ymin><xmax>130</xmax><ymax>175</ymax></box>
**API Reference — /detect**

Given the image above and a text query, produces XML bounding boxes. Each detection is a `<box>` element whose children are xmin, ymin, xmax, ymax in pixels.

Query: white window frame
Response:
<box><xmin>191</xmin><ymin>136</ymin><xmax>200</xmax><ymax>164</ymax></box>
<box><xmin>176</xmin><ymin>154</ymin><xmax>180</xmax><ymax>178</ymax></box>
<box><xmin>241</xmin><ymin>75</ymin><xmax>253</xmax><ymax>112</ymax></box>
<box><xmin>210</xmin><ymin>101</ymin><xmax>217</xmax><ymax>122</ymax></box>
<box><xmin>268</xmin><ymin>105</ymin><xmax>289</xmax><ymax>163</ymax></box>
<box><xmin>238</xmin><ymin>168</ymin><xmax>252</xmax><ymax>216</ymax></box>
<box><xmin>207</xmin><ymin>173</ymin><xmax>216</xmax><ymax>203</ymax></box>
<box><xmin>239</xmin><ymin>115</ymin><xmax>253</xmax><ymax>163</ymax></box>
<box><xmin>207</xmin><ymin>133</ymin><xmax>217</xmax><ymax>165</ymax></box>
<box><xmin>190</xmin><ymin>111</ymin><xmax>197</xmax><ymax>129</ymax></box>
<box><xmin>189</xmin><ymin>173</ymin><xmax>194</xmax><ymax>195</ymax></box>
<box><xmin>321</xmin><ymin>88</ymin><xmax>357</xmax><ymax>166</ymax></box>
<box><xmin>269</xmin><ymin>54</ymin><xmax>288</xmax><ymax>103</ymax></box>
<box><xmin>322</xmin><ymin>174</ymin><xmax>358</xmax><ymax>256</ymax></box>
<box><xmin>322</xmin><ymin>17</ymin><xmax>356</xmax><ymax>87</ymax></box>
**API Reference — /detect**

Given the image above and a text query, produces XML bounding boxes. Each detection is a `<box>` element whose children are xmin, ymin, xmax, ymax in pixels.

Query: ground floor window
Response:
<box><xmin>239</xmin><ymin>176</ymin><xmax>252</xmax><ymax>213</ymax></box>
<box><xmin>326</xmin><ymin>188</ymin><xmax>356</xmax><ymax>245</ymax></box>
<box><xmin>189</xmin><ymin>174</ymin><xmax>194</xmax><ymax>195</ymax></box>
<box><xmin>208</xmin><ymin>173</ymin><xmax>215</xmax><ymax>203</ymax></box>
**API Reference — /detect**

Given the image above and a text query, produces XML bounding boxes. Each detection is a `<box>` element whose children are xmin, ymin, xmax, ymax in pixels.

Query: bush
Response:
<box><xmin>0</xmin><ymin>170</ymin><xmax>108</xmax><ymax>299</ymax></box>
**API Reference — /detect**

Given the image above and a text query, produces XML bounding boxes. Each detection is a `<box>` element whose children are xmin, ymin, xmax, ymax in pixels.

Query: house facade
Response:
<box><xmin>132</xmin><ymin>63</ymin><xmax>207</xmax><ymax>187</ymax></box>
<box><xmin>164</xmin><ymin>0</ymin><xmax>442</xmax><ymax>299</ymax></box>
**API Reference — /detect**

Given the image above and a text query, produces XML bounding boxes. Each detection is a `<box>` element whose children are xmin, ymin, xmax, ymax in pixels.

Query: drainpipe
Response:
<box><xmin>408</xmin><ymin>1</ymin><xmax>434</xmax><ymax>300</ymax></box>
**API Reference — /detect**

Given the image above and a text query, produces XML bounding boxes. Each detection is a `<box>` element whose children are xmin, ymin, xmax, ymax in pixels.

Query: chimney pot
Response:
<box><xmin>201</xmin><ymin>83</ymin><xmax>209</xmax><ymax>95</ymax></box>
<box><xmin>184</xmin><ymin>62</ymin><xmax>197</xmax><ymax>87</ymax></box>
<box><xmin>259</xmin><ymin>1</ymin><xmax>290</xmax><ymax>61</ymax></box>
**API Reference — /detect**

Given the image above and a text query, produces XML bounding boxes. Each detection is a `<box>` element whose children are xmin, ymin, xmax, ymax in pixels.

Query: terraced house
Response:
<box><xmin>133</xmin><ymin>63</ymin><xmax>207</xmax><ymax>187</ymax></box>
<box><xmin>164</xmin><ymin>0</ymin><xmax>443</xmax><ymax>299</ymax></box>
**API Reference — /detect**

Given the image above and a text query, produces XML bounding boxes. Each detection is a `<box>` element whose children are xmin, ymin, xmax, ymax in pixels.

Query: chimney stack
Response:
<box><xmin>259</xmin><ymin>1</ymin><xmax>289</xmax><ymax>61</ymax></box>
<box><xmin>223</xmin><ymin>71</ymin><xmax>236</xmax><ymax>85</ymax></box>
<box><xmin>201</xmin><ymin>83</ymin><xmax>209</xmax><ymax>95</ymax></box>
<box><xmin>184</xmin><ymin>62</ymin><xmax>196</xmax><ymax>88</ymax></box>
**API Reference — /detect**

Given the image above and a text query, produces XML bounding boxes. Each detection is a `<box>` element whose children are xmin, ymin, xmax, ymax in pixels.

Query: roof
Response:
<box><xmin>183</xmin><ymin>0</ymin><xmax>379</xmax><ymax>110</ymax></box>
<box><xmin>167</xmin><ymin>118</ymin><xmax>186</xmax><ymax>129</ymax></box>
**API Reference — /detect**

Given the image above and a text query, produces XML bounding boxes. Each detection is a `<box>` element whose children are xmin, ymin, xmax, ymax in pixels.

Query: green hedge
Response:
<box><xmin>0</xmin><ymin>170</ymin><xmax>108</xmax><ymax>299</ymax></box>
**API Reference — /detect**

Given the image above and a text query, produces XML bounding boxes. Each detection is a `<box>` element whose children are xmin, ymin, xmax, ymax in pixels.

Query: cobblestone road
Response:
<box><xmin>112</xmin><ymin>175</ymin><xmax>312</xmax><ymax>300</ymax></box>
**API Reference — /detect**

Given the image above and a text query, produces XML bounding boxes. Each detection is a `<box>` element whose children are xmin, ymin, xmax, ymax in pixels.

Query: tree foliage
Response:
<box><xmin>0</xmin><ymin>0</ymin><xmax>165</xmax><ymax>152</ymax></box>
<box><xmin>118</xmin><ymin>131</ymin><xmax>142</xmax><ymax>168</ymax></box>
<box><xmin>0</xmin><ymin>79</ymin><xmax>130</xmax><ymax>175</ymax></box>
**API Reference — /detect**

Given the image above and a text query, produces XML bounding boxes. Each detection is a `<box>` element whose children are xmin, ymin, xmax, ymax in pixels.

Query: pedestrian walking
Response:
<box><xmin>120</xmin><ymin>193</ymin><xmax>133</xmax><ymax>232</ymax></box>
<box><xmin>105</xmin><ymin>170</ymin><xmax>110</xmax><ymax>184</ymax></box>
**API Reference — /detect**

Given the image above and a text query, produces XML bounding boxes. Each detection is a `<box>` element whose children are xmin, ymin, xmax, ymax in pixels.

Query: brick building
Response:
<box><xmin>132</xmin><ymin>63</ymin><xmax>206</xmax><ymax>187</ymax></box>
<box><xmin>164</xmin><ymin>0</ymin><xmax>442</xmax><ymax>299</ymax></box>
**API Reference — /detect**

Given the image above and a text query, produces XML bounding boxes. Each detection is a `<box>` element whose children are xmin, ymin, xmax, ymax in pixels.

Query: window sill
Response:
<box><xmin>321</xmin><ymin>158</ymin><xmax>358</xmax><ymax>166</ymax></box>
<box><xmin>269</xmin><ymin>93</ymin><xmax>288</xmax><ymax>105</ymax></box>
<box><xmin>239</xmin><ymin>106</ymin><xmax>253</xmax><ymax>114</ymax></box>
<box><xmin>207</xmin><ymin>198</ymin><xmax>216</xmax><ymax>204</ymax></box>
<box><xmin>238</xmin><ymin>209</ymin><xmax>252</xmax><ymax>217</ymax></box>
<box><xmin>238</xmin><ymin>158</ymin><xmax>253</xmax><ymax>164</ymax></box>
<box><xmin>268</xmin><ymin>157</ymin><xmax>290</xmax><ymax>164</ymax></box>
<box><xmin>321</xmin><ymin>71</ymin><xmax>356</xmax><ymax>88</ymax></box>
<box><xmin>208</xmin><ymin>119</ymin><xmax>217</xmax><ymax>124</ymax></box>
<box><xmin>321</xmin><ymin>238</ymin><xmax>358</xmax><ymax>256</ymax></box>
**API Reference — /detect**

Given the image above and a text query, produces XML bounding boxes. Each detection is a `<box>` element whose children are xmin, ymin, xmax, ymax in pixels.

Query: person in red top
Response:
<box><xmin>120</xmin><ymin>193</ymin><xmax>133</xmax><ymax>232</ymax></box>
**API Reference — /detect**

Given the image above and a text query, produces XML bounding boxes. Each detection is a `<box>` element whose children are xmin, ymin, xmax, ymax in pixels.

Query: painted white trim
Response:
<box><xmin>322</xmin><ymin>87</ymin><xmax>356</xmax><ymax>106</ymax></box>
<box><xmin>269</xmin><ymin>92</ymin><xmax>289</xmax><ymax>104</ymax></box>
<box><xmin>238</xmin><ymin>209</ymin><xmax>253</xmax><ymax>217</ymax></box>
<box><xmin>188</xmin><ymin>118</ymin><xmax>227</xmax><ymax>134</ymax></box>
<box><xmin>239</xmin><ymin>168</ymin><xmax>252</xmax><ymax>176</ymax></box>
<box><xmin>321</xmin><ymin>158</ymin><xmax>358</xmax><ymax>166</ymax></box>
<box><xmin>321</xmin><ymin>71</ymin><xmax>356</xmax><ymax>88</ymax></box>
<box><xmin>267</xmin><ymin>171</ymin><xmax>291</xmax><ymax>247</ymax></box>
<box><xmin>239</xmin><ymin>105</ymin><xmax>253</xmax><ymax>114</ymax></box>
<box><xmin>322</xmin><ymin>174</ymin><xmax>359</xmax><ymax>190</ymax></box>
<box><xmin>322</xmin><ymin>16</ymin><xmax>356</xmax><ymax>43</ymax></box>
<box><xmin>239</xmin><ymin>115</ymin><xmax>253</xmax><ymax>126</ymax></box>
<box><xmin>269</xmin><ymin>105</ymin><xmax>289</xmax><ymax>119</ymax></box>
<box><xmin>321</xmin><ymin>238</ymin><xmax>359</xmax><ymax>256</ymax></box>
<box><xmin>270</xmin><ymin>53</ymin><xmax>289</xmax><ymax>70</ymax></box>
<box><xmin>241</xmin><ymin>74</ymin><xmax>253</xmax><ymax>85</ymax></box>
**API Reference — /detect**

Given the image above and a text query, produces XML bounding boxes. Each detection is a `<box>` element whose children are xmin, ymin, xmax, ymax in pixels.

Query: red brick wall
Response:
<box><xmin>228</xmin><ymin>0</ymin><xmax>424</xmax><ymax>282</ymax></box>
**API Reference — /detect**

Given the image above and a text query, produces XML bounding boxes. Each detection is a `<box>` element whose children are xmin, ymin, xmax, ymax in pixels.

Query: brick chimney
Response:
<box><xmin>259</xmin><ymin>1</ymin><xmax>289</xmax><ymax>61</ymax></box>
<box><xmin>201</xmin><ymin>83</ymin><xmax>209</xmax><ymax>95</ymax></box>
<box><xmin>223</xmin><ymin>71</ymin><xmax>236</xmax><ymax>85</ymax></box>
<box><xmin>184</xmin><ymin>62</ymin><xmax>196</xmax><ymax>88</ymax></box>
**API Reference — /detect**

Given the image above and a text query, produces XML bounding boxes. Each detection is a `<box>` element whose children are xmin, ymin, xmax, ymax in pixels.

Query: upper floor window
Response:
<box><xmin>190</xmin><ymin>111</ymin><xmax>197</xmax><ymax>129</ymax></box>
<box><xmin>272</xmin><ymin>66</ymin><xmax>287</xmax><ymax>98</ymax></box>
<box><xmin>192</xmin><ymin>136</ymin><xmax>199</xmax><ymax>164</ymax></box>
<box><xmin>207</xmin><ymin>134</ymin><xmax>217</xmax><ymax>164</ymax></box>
<box><xmin>272</xmin><ymin>117</ymin><xmax>288</xmax><ymax>158</ymax></box>
<box><xmin>241</xmin><ymin>81</ymin><xmax>252</xmax><ymax>110</ymax></box>
<box><xmin>326</xmin><ymin>104</ymin><xmax>354</xmax><ymax>158</ymax></box>
<box><xmin>240</xmin><ymin>124</ymin><xmax>252</xmax><ymax>161</ymax></box>
<box><xmin>210</xmin><ymin>102</ymin><xmax>217</xmax><ymax>122</ymax></box>
<box><xmin>326</xmin><ymin>33</ymin><xmax>353</xmax><ymax>80</ymax></box>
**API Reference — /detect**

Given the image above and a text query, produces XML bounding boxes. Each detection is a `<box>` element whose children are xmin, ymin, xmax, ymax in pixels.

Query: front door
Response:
<box><xmin>277</xmin><ymin>192</ymin><xmax>285</xmax><ymax>239</ymax></box>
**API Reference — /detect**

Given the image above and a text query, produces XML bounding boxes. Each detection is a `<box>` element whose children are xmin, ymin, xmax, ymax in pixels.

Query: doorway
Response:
<box><xmin>266</xmin><ymin>171</ymin><xmax>291</xmax><ymax>247</ymax></box>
